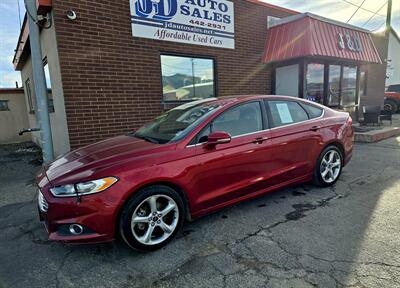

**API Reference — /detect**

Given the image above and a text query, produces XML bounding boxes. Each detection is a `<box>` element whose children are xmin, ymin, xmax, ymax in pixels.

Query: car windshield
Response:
<box><xmin>387</xmin><ymin>85</ymin><xmax>400</xmax><ymax>93</ymax></box>
<box><xmin>133</xmin><ymin>100</ymin><xmax>221</xmax><ymax>144</ymax></box>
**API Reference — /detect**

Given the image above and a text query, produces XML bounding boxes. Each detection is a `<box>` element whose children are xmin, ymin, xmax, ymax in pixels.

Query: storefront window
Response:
<box><xmin>327</xmin><ymin>65</ymin><xmax>340</xmax><ymax>106</ymax></box>
<box><xmin>341</xmin><ymin>66</ymin><xmax>357</xmax><ymax>106</ymax></box>
<box><xmin>160</xmin><ymin>55</ymin><xmax>215</xmax><ymax>102</ymax></box>
<box><xmin>306</xmin><ymin>63</ymin><xmax>324</xmax><ymax>103</ymax></box>
<box><xmin>275</xmin><ymin>64</ymin><xmax>299</xmax><ymax>97</ymax></box>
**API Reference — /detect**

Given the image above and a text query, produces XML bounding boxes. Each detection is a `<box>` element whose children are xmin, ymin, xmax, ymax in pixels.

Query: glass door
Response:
<box><xmin>305</xmin><ymin>63</ymin><xmax>324</xmax><ymax>103</ymax></box>
<box><xmin>327</xmin><ymin>65</ymin><xmax>341</xmax><ymax>107</ymax></box>
<box><xmin>341</xmin><ymin>66</ymin><xmax>358</xmax><ymax>106</ymax></box>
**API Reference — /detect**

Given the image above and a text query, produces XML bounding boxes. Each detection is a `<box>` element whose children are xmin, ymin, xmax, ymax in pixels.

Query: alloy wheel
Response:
<box><xmin>320</xmin><ymin>150</ymin><xmax>341</xmax><ymax>183</ymax></box>
<box><xmin>131</xmin><ymin>194</ymin><xmax>179</xmax><ymax>245</ymax></box>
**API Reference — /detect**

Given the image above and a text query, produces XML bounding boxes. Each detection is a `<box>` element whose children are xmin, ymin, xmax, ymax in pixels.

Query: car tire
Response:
<box><xmin>385</xmin><ymin>99</ymin><xmax>398</xmax><ymax>113</ymax></box>
<box><xmin>312</xmin><ymin>145</ymin><xmax>343</xmax><ymax>187</ymax></box>
<box><xmin>119</xmin><ymin>185</ymin><xmax>185</xmax><ymax>252</ymax></box>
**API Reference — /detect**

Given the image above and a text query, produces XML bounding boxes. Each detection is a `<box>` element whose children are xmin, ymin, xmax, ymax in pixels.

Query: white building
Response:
<box><xmin>386</xmin><ymin>27</ymin><xmax>400</xmax><ymax>87</ymax></box>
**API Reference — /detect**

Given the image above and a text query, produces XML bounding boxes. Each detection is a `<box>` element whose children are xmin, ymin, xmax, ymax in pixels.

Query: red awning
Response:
<box><xmin>263</xmin><ymin>13</ymin><xmax>382</xmax><ymax>64</ymax></box>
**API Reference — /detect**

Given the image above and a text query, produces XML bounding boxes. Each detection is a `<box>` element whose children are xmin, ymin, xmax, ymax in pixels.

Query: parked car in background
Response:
<box><xmin>37</xmin><ymin>96</ymin><xmax>354</xmax><ymax>251</ymax></box>
<box><xmin>385</xmin><ymin>84</ymin><xmax>400</xmax><ymax>112</ymax></box>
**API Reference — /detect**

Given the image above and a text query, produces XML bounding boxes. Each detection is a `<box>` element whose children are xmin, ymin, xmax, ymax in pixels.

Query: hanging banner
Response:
<box><xmin>130</xmin><ymin>0</ymin><xmax>235</xmax><ymax>49</ymax></box>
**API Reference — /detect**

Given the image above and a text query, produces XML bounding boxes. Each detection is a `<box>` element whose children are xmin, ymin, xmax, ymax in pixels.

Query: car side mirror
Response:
<box><xmin>206</xmin><ymin>131</ymin><xmax>231</xmax><ymax>147</ymax></box>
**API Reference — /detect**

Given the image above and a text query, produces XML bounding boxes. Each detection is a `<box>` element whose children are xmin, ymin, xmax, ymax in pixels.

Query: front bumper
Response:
<box><xmin>37</xmin><ymin>185</ymin><xmax>121</xmax><ymax>244</ymax></box>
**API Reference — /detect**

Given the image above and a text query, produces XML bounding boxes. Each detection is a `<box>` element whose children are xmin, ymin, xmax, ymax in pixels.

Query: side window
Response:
<box><xmin>268</xmin><ymin>101</ymin><xmax>308</xmax><ymax>128</ymax></box>
<box><xmin>301</xmin><ymin>103</ymin><xmax>323</xmax><ymax>119</ymax></box>
<box><xmin>191</xmin><ymin>102</ymin><xmax>263</xmax><ymax>144</ymax></box>
<box><xmin>196</xmin><ymin>125</ymin><xmax>211</xmax><ymax>144</ymax></box>
<box><xmin>388</xmin><ymin>85</ymin><xmax>400</xmax><ymax>93</ymax></box>
<box><xmin>212</xmin><ymin>102</ymin><xmax>263</xmax><ymax>137</ymax></box>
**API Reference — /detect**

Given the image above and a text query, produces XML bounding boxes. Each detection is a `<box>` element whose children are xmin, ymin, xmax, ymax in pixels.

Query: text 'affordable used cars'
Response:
<box><xmin>37</xmin><ymin>95</ymin><xmax>354</xmax><ymax>251</ymax></box>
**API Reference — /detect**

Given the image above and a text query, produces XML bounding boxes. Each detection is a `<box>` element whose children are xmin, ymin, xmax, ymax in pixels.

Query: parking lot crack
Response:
<box><xmin>55</xmin><ymin>250</ymin><xmax>74</xmax><ymax>288</ymax></box>
<box><xmin>229</xmin><ymin>187</ymin><xmax>348</xmax><ymax>250</ymax></box>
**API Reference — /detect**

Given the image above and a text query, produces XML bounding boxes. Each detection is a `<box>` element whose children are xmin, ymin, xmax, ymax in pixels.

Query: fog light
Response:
<box><xmin>69</xmin><ymin>224</ymin><xmax>83</xmax><ymax>235</ymax></box>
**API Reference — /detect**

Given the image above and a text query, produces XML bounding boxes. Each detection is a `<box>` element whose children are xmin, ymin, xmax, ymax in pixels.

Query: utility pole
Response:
<box><xmin>25</xmin><ymin>0</ymin><xmax>54</xmax><ymax>163</ymax></box>
<box><xmin>386</xmin><ymin>0</ymin><xmax>392</xmax><ymax>33</ymax></box>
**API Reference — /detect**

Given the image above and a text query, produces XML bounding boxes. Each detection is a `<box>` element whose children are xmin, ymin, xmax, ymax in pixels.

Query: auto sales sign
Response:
<box><xmin>130</xmin><ymin>0</ymin><xmax>235</xmax><ymax>49</ymax></box>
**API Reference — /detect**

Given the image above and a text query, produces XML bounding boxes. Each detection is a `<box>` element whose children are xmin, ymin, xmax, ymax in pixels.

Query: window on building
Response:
<box><xmin>25</xmin><ymin>65</ymin><xmax>55</xmax><ymax>114</ymax></box>
<box><xmin>212</xmin><ymin>102</ymin><xmax>263</xmax><ymax>137</ymax></box>
<box><xmin>328</xmin><ymin>65</ymin><xmax>341</xmax><ymax>106</ymax></box>
<box><xmin>160</xmin><ymin>55</ymin><xmax>215</xmax><ymax>102</ymax></box>
<box><xmin>25</xmin><ymin>78</ymin><xmax>35</xmax><ymax>113</ymax></box>
<box><xmin>275</xmin><ymin>64</ymin><xmax>299</xmax><ymax>97</ymax></box>
<box><xmin>341</xmin><ymin>66</ymin><xmax>357</xmax><ymax>106</ymax></box>
<box><xmin>268</xmin><ymin>101</ymin><xmax>308</xmax><ymax>128</ymax></box>
<box><xmin>359</xmin><ymin>71</ymin><xmax>367</xmax><ymax>97</ymax></box>
<box><xmin>43</xmin><ymin>60</ymin><xmax>52</xmax><ymax>90</ymax></box>
<box><xmin>43</xmin><ymin>59</ymin><xmax>55</xmax><ymax>113</ymax></box>
<box><xmin>0</xmin><ymin>100</ymin><xmax>9</xmax><ymax>111</ymax></box>
<box><xmin>305</xmin><ymin>63</ymin><xmax>324</xmax><ymax>103</ymax></box>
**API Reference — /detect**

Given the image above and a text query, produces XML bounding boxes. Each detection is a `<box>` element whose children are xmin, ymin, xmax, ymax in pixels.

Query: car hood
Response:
<box><xmin>45</xmin><ymin>135</ymin><xmax>172</xmax><ymax>185</ymax></box>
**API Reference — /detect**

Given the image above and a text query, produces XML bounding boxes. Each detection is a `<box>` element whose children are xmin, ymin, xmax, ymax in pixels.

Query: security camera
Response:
<box><xmin>66</xmin><ymin>9</ymin><xmax>77</xmax><ymax>20</ymax></box>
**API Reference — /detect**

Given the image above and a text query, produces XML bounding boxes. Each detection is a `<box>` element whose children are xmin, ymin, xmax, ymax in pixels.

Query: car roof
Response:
<box><xmin>199</xmin><ymin>95</ymin><xmax>327</xmax><ymax>109</ymax></box>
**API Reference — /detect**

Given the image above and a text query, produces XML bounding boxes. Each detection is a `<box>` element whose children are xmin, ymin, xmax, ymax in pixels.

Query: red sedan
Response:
<box><xmin>37</xmin><ymin>95</ymin><xmax>353</xmax><ymax>251</ymax></box>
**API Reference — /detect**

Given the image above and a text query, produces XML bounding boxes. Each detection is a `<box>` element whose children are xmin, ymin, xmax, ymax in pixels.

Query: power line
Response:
<box><xmin>361</xmin><ymin>1</ymin><xmax>388</xmax><ymax>27</ymax></box>
<box><xmin>347</xmin><ymin>0</ymin><xmax>367</xmax><ymax>23</ymax></box>
<box><xmin>340</xmin><ymin>0</ymin><xmax>386</xmax><ymax>17</ymax></box>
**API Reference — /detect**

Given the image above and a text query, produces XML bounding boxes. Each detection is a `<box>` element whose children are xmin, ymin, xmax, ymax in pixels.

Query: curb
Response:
<box><xmin>354</xmin><ymin>127</ymin><xmax>400</xmax><ymax>143</ymax></box>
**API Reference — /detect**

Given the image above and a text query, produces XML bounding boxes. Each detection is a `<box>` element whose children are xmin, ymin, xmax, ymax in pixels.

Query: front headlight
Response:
<box><xmin>49</xmin><ymin>177</ymin><xmax>118</xmax><ymax>197</ymax></box>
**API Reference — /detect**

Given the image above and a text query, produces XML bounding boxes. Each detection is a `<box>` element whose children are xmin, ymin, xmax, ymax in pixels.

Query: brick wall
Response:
<box><xmin>52</xmin><ymin>0</ymin><xmax>294</xmax><ymax>149</ymax></box>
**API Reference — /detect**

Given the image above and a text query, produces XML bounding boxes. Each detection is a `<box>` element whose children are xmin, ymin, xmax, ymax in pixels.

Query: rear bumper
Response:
<box><xmin>342</xmin><ymin>123</ymin><xmax>354</xmax><ymax>167</ymax></box>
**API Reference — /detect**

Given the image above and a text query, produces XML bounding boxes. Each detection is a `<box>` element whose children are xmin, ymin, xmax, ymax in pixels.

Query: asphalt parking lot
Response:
<box><xmin>0</xmin><ymin>138</ymin><xmax>399</xmax><ymax>288</ymax></box>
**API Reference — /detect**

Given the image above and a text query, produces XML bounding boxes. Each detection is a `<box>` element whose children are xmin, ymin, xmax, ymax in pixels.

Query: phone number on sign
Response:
<box><xmin>189</xmin><ymin>20</ymin><xmax>227</xmax><ymax>30</ymax></box>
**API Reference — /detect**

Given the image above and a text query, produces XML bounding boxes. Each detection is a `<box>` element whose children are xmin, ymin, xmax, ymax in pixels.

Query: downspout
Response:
<box><xmin>24</xmin><ymin>0</ymin><xmax>54</xmax><ymax>163</ymax></box>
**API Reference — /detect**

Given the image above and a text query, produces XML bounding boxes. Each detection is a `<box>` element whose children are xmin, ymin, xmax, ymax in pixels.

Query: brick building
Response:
<box><xmin>13</xmin><ymin>0</ymin><xmax>384</xmax><ymax>156</ymax></box>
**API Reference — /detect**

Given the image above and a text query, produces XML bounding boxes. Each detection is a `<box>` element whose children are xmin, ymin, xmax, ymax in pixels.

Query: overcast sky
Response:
<box><xmin>0</xmin><ymin>0</ymin><xmax>398</xmax><ymax>88</ymax></box>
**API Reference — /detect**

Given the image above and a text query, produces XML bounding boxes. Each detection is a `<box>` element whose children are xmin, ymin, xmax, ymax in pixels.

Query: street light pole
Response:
<box><xmin>24</xmin><ymin>0</ymin><xmax>54</xmax><ymax>163</ymax></box>
<box><xmin>386</xmin><ymin>0</ymin><xmax>392</xmax><ymax>31</ymax></box>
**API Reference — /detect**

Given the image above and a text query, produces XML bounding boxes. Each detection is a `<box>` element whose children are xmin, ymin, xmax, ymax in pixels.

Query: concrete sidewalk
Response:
<box><xmin>354</xmin><ymin>114</ymin><xmax>400</xmax><ymax>142</ymax></box>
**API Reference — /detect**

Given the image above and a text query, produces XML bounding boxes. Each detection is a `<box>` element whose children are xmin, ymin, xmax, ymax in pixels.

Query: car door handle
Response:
<box><xmin>310</xmin><ymin>125</ymin><xmax>321</xmax><ymax>131</ymax></box>
<box><xmin>252</xmin><ymin>137</ymin><xmax>269</xmax><ymax>144</ymax></box>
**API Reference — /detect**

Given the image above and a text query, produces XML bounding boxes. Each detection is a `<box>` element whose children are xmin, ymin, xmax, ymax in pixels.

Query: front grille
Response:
<box><xmin>38</xmin><ymin>191</ymin><xmax>48</xmax><ymax>212</ymax></box>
